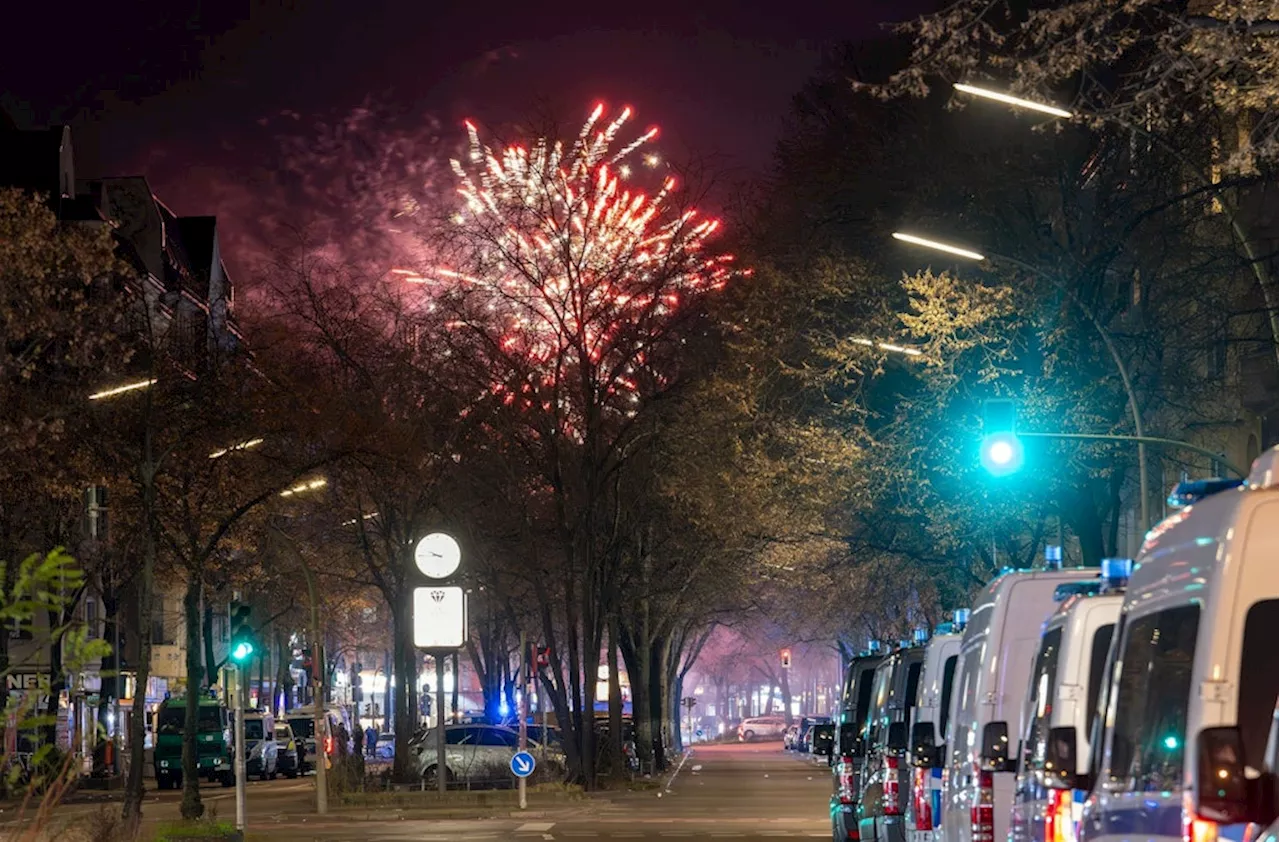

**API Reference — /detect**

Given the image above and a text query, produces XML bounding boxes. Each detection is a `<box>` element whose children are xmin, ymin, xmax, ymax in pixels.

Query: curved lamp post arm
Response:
<box><xmin>983</xmin><ymin>250</ymin><xmax>1152</xmax><ymax>530</ymax></box>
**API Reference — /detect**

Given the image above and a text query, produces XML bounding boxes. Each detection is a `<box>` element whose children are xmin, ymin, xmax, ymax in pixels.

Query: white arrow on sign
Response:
<box><xmin>511</xmin><ymin>750</ymin><xmax>536</xmax><ymax>778</ymax></box>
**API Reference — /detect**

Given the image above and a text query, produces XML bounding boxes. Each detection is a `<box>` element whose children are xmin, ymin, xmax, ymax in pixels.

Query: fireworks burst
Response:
<box><xmin>413</xmin><ymin>104</ymin><xmax>738</xmax><ymax>425</ymax></box>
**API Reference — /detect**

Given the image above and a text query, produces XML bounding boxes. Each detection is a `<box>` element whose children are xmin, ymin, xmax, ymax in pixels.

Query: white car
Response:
<box><xmin>414</xmin><ymin>724</ymin><xmax>561</xmax><ymax>786</ymax></box>
<box><xmin>737</xmin><ymin>716</ymin><xmax>787</xmax><ymax>741</ymax></box>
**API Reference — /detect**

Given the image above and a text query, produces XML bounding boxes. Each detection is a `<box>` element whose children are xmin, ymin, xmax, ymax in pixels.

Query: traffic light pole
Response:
<box><xmin>518</xmin><ymin>631</ymin><xmax>528</xmax><ymax>811</ymax></box>
<box><xmin>234</xmin><ymin>663</ymin><xmax>247</xmax><ymax>834</ymax></box>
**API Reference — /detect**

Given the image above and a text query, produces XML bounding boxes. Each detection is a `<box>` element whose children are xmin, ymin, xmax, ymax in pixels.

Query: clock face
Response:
<box><xmin>414</xmin><ymin>533</ymin><xmax>461</xmax><ymax>579</ymax></box>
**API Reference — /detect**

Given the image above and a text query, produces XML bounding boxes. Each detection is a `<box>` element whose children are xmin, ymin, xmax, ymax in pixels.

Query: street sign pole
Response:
<box><xmin>518</xmin><ymin>630</ymin><xmax>528</xmax><ymax>810</ymax></box>
<box><xmin>435</xmin><ymin>655</ymin><xmax>447</xmax><ymax>794</ymax></box>
<box><xmin>234</xmin><ymin>664</ymin><xmax>247</xmax><ymax>833</ymax></box>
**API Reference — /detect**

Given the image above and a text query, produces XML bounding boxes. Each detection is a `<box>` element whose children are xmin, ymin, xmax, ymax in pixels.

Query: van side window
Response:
<box><xmin>1086</xmin><ymin>623</ymin><xmax>1115</xmax><ymax>739</ymax></box>
<box><xmin>1106</xmin><ymin>605</ymin><xmax>1199</xmax><ymax>792</ymax></box>
<box><xmin>1023</xmin><ymin>629</ymin><xmax>1063</xmax><ymax>770</ymax></box>
<box><xmin>1238</xmin><ymin>599</ymin><xmax>1279</xmax><ymax>771</ymax></box>
<box><xmin>854</xmin><ymin>667</ymin><xmax>877</xmax><ymax>734</ymax></box>
<box><xmin>1089</xmin><ymin>617</ymin><xmax>1124</xmax><ymax>781</ymax></box>
<box><xmin>939</xmin><ymin>655</ymin><xmax>959</xmax><ymax>740</ymax></box>
<box><xmin>951</xmin><ymin>647</ymin><xmax>984</xmax><ymax>765</ymax></box>
<box><xmin>903</xmin><ymin>662</ymin><xmax>923</xmax><ymax>716</ymax></box>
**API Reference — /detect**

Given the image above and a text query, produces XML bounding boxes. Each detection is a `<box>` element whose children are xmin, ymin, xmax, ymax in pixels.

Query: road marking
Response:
<box><xmin>659</xmin><ymin>832</ymin><xmax>693</xmax><ymax>837</ymax></box>
<box><xmin>665</xmin><ymin>748</ymin><xmax>693</xmax><ymax>792</ymax></box>
<box><xmin>517</xmin><ymin>823</ymin><xmax>555</xmax><ymax>832</ymax></box>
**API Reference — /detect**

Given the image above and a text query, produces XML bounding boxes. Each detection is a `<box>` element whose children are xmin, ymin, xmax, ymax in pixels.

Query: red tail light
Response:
<box><xmin>912</xmin><ymin>767</ymin><xmax>933</xmax><ymax>830</ymax></box>
<box><xmin>883</xmin><ymin>755</ymin><xmax>902</xmax><ymax>816</ymax></box>
<box><xmin>970</xmin><ymin>768</ymin><xmax>994</xmax><ymax>842</ymax></box>
<box><xmin>324</xmin><ymin>735</ymin><xmax>335</xmax><ymax>755</ymax></box>
<box><xmin>1183</xmin><ymin>793</ymin><xmax>1220</xmax><ymax>842</ymax></box>
<box><xmin>837</xmin><ymin>756</ymin><xmax>856</xmax><ymax>805</ymax></box>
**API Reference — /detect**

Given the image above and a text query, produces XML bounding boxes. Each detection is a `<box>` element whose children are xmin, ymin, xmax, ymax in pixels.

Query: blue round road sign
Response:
<box><xmin>511</xmin><ymin>750</ymin><xmax>536</xmax><ymax>778</ymax></box>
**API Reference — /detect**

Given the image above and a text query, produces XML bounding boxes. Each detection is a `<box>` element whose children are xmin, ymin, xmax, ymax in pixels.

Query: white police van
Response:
<box><xmin>1009</xmin><ymin>559</ymin><xmax>1131</xmax><ymax>842</ymax></box>
<box><xmin>1079</xmin><ymin>448</ymin><xmax>1279</xmax><ymax>842</ymax></box>
<box><xmin>941</xmin><ymin>565</ymin><xmax>1096</xmax><ymax>842</ymax></box>
<box><xmin>906</xmin><ymin>611</ymin><xmax>968</xmax><ymax>842</ymax></box>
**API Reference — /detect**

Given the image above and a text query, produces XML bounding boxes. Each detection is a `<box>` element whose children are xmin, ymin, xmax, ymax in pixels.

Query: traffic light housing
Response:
<box><xmin>780</xmin><ymin>648</ymin><xmax>792</xmax><ymax>670</ymax></box>
<box><xmin>229</xmin><ymin>601</ymin><xmax>255</xmax><ymax>663</ymax></box>
<box><xmin>980</xmin><ymin>399</ymin><xmax>1024</xmax><ymax>476</ymax></box>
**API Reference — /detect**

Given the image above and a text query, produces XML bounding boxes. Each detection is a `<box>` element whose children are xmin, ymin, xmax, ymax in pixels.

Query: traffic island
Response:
<box><xmin>333</xmin><ymin>784</ymin><xmax>585</xmax><ymax>819</ymax></box>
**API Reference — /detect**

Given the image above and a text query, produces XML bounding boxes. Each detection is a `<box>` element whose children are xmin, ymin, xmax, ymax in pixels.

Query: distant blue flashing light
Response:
<box><xmin>953</xmin><ymin>608</ymin><xmax>971</xmax><ymax>630</ymax></box>
<box><xmin>912</xmin><ymin>628</ymin><xmax>929</xmax><ymax>645</ymax></box>
<box><xmin>1167</xmin><ymin>478</ymin><xmax>1243</xmax><ymax>508</ymax></box>
<box><xmin>1100</xmin><ymin>558</ymin><xmax>1133</xmax><ymax>591</ymax></box>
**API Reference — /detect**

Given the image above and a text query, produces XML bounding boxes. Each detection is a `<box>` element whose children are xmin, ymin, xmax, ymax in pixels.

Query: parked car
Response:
<box><xmin>274</xmin><ymin>722</ymin><xmax>300</xmax><ymax>778</ymax></box>
<box><xmin>940</xmin><ymin>565</ymin><xmax>1094</xmax><ymax>842</ymax></box>
<box><xmin>858</xmin><ymin>632</ymin><xmax>930</xmax><ymax>842</ymax></box>
<box><xmin>809</xmin><ymin>722</ymin><xmax>835</xmax><ymax>760</ymax></box>
<box><xmin>414</xmin><ymin>724</ymin><xmax>563</xmax><ymax>787</ymax></box>
<box><xmin>905</xmin><ymin>613</ymin><xmax>966</xmax><ymax>842</ymax></box>
<box><xmin>242</xmin><ymin>711</ymin><xmax>278</xmax><ymax>781</ymax></box>
<box><xmin>833</xmin><ymin>643</ymin><xmax>887</xmax><ymax>842</ymax></box>
<box><xmin>737</xmin><ymin>716</ymin><xmax>787</xmax><ymax>741</ymax></box>
<box><xmin>1009</xmin><ymin>560</ymin><xmax>1128</xmax><ymax>842</ymax></box>
<box><xmin>1080</xmin><ymin>452</ymin><xmax>1279</xmax><ymax>842</ymax></box>
<box><xmin>285</xmin><ymin>706</ymin><xmax>343</xmax><ymax>774</ymax></box>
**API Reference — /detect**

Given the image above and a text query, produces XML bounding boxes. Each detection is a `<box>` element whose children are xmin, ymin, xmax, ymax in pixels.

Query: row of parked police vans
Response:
<box><xmin>830</xmin><ymin>447</ymin><xmax>1279</xmax><ymax>842</ymax></box>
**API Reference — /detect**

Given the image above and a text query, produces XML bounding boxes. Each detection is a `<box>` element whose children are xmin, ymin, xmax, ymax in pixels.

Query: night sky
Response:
<box><xmin>2</xmin><ymin>0</ymin><xmax>928</xmax><ymax>276</ymax></box>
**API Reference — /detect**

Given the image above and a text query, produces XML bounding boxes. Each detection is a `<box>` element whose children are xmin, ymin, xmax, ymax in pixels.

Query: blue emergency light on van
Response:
<box><xmin>952</xmin><ymin>608</ymin><xmax>970</xmax><ymax>630</ymax></box>
<box><xmin>1166</xmin><ymin>477</ymin><xmax>1243</xmax><ymax>508</ymax></box>
<box><xmin>1100</xmin><ymin>557</ymin><xmax>1133</xmax><ymax>590</ymax></box>
<box><xmin>912</xmin><ymin>627</ymin><xmax>929</xmax><ymax>645</ymax></box>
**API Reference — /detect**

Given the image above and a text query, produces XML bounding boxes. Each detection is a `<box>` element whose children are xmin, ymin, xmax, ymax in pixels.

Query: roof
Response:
<box><xmin>0</xmin><ymin>126</ymin><xmax>66</xmax><ymax>196</ymax></box>
<box><xmin>176</xmin><ymin>216</ymin><xmax>217</xmax><ymax>276</ymax></box>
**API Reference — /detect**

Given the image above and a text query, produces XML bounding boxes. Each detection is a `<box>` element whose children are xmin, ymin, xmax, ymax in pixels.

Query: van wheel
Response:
<box><xmin>743</xmin><ymin>730</ymin><xmax>755</xmax><ymax>741</ymax></box>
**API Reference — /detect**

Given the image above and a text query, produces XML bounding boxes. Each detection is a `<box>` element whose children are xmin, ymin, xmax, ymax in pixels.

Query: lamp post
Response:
<box><xmin>952</xmin><ymin>81</ymin><xmax>1278</xmax><ymax>347</ymax></box>
<box><xmin>893</xmin><ymin>231</ymin><xmax>1152</xmax><ymax>530</ymax></box>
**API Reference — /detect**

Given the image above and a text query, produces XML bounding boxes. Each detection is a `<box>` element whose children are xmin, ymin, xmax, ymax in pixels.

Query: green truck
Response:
<box><xmin>153</xmin><ymin>696</ymin><xmax>234</xmax><ymax>789</ymax></box>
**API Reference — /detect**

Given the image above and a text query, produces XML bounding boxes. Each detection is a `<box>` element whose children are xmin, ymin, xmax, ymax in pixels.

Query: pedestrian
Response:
<box><xmin>354</xmin><ymin>723</ymin><xmax>365</xmax><ymax>758</ymax></box>
<box><xmin>335</xmin><ymin>721</ymin><xmax>349</xmax><ymax>757</ymax></box>
<box><xmin>365</xmin><ymin>725</ymin><xmax>378</xmax><ymax>758</ymax></box>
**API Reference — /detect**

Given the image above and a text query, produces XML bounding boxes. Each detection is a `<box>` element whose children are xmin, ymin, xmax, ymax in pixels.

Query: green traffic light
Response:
<box><xmin>230</xmin><ymin>639</ymin><xmax>255</xmax><ymax>662</ymax></box>
<box><xmin>980</xmin><ymin>432</ymin><xmax>1025</xmax><ymax>476</ymax></box>
<box><xmin>1163</xmin><ymin>735</ymin><xmax>1179</xmax><ymax>751</ymax></box>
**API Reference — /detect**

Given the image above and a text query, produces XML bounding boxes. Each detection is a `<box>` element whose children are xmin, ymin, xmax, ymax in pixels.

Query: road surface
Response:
<box><xmin>7</xmin><ymin>740</ymin><xmax>833</xmax><ymax>840</ymax></box>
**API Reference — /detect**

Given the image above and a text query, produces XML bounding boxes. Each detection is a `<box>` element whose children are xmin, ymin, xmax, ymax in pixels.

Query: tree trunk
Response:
<box><xmin>390</xmin><ymin>589</ymin><xmax>416</xmax><ymax>782</ymax></box>
<box><xmin>180</xmin><ymin>573</ymin><xmax>205</xmax><ymax>819</ymax></box>
<box><xmin>648</xmin><ymin>639</ymin><xmax>666</xmax><ymax>770</ymax></box>
<box><xmin>606</xmin><ymin>615</ymin><xmax>624</xmax><ymax>777</ymax></box>
<box><xmin>203</xmin><ymin>603</ymin><xmax>217</xmax><ymax>690</ymax></box>
<box><xmin>779</xmin><ymin>668</ymin><xmax>793</xmax><ymax>726</ymax></box>
<box><xmin>274</xmin><ymin>630</ymin><xmax>292</xmax><ymax>715</ymax></box>
<box><xmin>619</xmin><ymin>627</ymin><xmax>652</xmax><ymax>770</ymax></box>
<box><xmin>122</xmin><ymin>454</ymin><xmax>158</xmax><ymax>831</ymax></box>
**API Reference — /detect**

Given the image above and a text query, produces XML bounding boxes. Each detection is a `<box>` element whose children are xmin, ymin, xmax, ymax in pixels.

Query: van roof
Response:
<box><xmin>1247</xmin><ymin>446</ymin><xmax>1279</xmax><ymax>489</ymax></box>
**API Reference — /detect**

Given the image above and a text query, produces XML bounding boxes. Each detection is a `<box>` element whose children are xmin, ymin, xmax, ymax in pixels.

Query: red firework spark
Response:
<box><xmin>402</xmin><ymin>104</ymin><xmax>737</xmax><ymax>417</ymax></box>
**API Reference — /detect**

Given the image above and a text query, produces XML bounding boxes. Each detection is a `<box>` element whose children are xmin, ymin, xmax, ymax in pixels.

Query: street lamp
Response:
<box><xmin>953</xmin><ymin>80</ymin><xmax>1277</xmax><ymax>345</ymax></box>
<box><xmin>851</xmin><ymin>337</ymin><xmax>924</xmax><ymax>358</ymax></box>
<box><xmin>952</xmin><ymin>83</ymin><xmax>1074</xmax><ymax>119</ymax></box>
<box><xmin>892</xmin><ymin>230</ymin><xmax>1152</xmax><ymax>529</ymax></box>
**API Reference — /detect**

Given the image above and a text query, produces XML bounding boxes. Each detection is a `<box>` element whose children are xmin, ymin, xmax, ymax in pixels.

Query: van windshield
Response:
<box><xmin>244</xmin><ymin>720</ymin><xmax>265</xmax><ymax>740</ymax></box>
<box><xmin>1022</xmin><ymin>628</ymin><xmax>1063</xmax><ymax>770</ymax></box>
<box><xmin>1107</xmin><ymin>605</ymin><xmax>1199</xmax><ymax>791</ymax></box>
<box><xmin>289</xmin><ymin>718</ymin><xmax>315</xmax><ymax>738</ymax></box>
<box><xmin>157</xmin><ymin>705</ymin><xmax>223</xmax><ymax>735</ymax></box>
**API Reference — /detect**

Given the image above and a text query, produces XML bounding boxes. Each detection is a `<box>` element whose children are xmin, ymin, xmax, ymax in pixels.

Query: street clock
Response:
<box><xmin>414</xmin><ymin>532</ymin><xmax>462</xmax><ymax>580</ymax></box>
